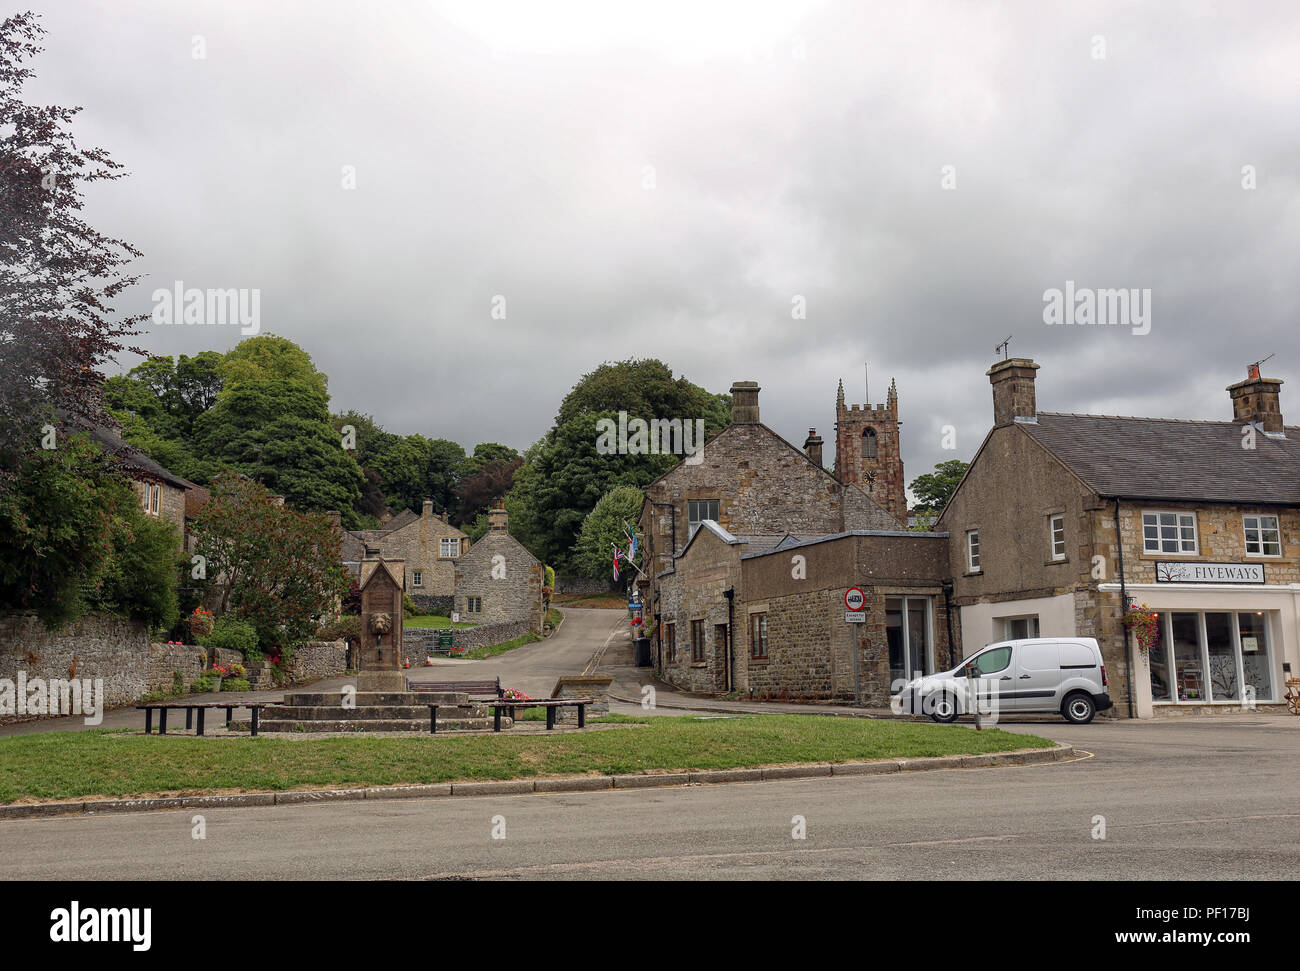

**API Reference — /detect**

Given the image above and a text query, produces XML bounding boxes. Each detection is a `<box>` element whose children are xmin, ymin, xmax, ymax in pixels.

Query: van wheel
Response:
<box><xmin>930</xmin><ymin>692</ymin><xmax>958</xmax><ymax>724</ymax></box>
<box><xmin>1062</xmin><ymin>693</ymin><xmax>1095</xmax><ymax>724</ymax></box>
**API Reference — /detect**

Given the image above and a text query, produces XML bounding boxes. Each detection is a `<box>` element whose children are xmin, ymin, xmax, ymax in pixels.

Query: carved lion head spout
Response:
<box><xmin>369</xmin><ymin>612</ymin><xmax>393</xmax><ymax>635</ymax></box>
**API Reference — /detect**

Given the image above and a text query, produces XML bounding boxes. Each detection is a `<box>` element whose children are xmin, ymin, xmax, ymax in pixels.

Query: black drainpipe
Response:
<box><xmin>1114</xmin><ymin>498</ymin><xmax>1135</xmax><ymax>719</ymax></box>
<box><xmin>941</xmin><ymin>579</ymin><xmax>956</xmax><ymax>668</ymax></box>
<box><xmin>723</xmin><ymin>587</ymin><xmax>735</xmax><ymax>694</ymax></box>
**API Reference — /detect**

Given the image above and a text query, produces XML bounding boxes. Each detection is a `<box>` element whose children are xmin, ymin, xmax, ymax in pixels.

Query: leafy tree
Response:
<box><xmin>0</xmin><ymin>431</ymin><xmax>179</xmax><ymax>629</ymax></box>
<box><xmin>556</xmin><ymin>359</ymin><xmax>730</xmax><ymax>435</ymax></box>
<box><xmin>462</xmin><ymin>442</ymin><xmax>520</xmax><ymax>474</ymax></box>
<box><xmin>456</xmin><ymin>456</ymin><xmax>523</xmax><ymax>525</ymax></box>
<box><xmin>571</xmin><ymin>485</ymin><xmax>645</xmax><ymax>578</ymax></box>
<box><xmin>909</xmin><ymin>459</ymin><xmax>971</xmax><ymax>514</ymax></box>
<box><xmin>190</xmin><ymin>473</ymin><xmax>349</xmax><ymax>661</ymax></box>
<box><xmin>220</xmin><ymin>334</ymin><xmax>328</xmax><ymax>397</ymax></box>
<box><xmin>0</xmin><ymin>12</ymin><xmax>146</xmax><ymax>470</ymax></box>
<box><xmin>507</xmin><ymin>411</ymin><xmax>672</xmax><ymax>569</ymax></box>
<box><xmin>194</xmin><ymin>379</ymin><xmax>363</xmax><ymax>523</ymax></box>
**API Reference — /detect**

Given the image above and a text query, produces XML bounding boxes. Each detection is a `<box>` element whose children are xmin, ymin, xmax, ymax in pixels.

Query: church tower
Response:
<box><xmin>834</xmin><ymin>376</ymin><xmax>907</xmax><ymax>522</ymax></box>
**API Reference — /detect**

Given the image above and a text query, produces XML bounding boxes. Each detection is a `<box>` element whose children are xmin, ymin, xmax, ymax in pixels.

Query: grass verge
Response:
<box><xmin>405</xmin><ymin>615</ymin><xmax>477</xmax><ymax>629</ymax></box>
<box><xmin>0</xmin><ymin>715</ymin><xmax>1054</xmax><ymax>803</ymax></box>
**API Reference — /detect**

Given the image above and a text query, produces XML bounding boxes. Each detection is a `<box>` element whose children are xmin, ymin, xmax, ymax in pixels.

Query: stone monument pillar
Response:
<box><xmin>358</xmin><ymin>548</ymin><xmax>407</xmax><ymax>691</ymax></box>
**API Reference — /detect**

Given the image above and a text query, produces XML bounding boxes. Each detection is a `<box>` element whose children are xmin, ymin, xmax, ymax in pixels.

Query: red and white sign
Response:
<box><xmin>844</xmin><ymin>587</ymin><xmax>866</xmax><ymax>611</ymax></box>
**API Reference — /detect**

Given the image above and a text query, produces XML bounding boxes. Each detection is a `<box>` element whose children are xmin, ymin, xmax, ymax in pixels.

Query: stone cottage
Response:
<box><xmin>453</xmin><ymin>505</ymin><xmax>545</xmax><ymax>631</ymax></box>
<box><xmin>342</xmin><ymin>499</ymin><xmax>467</xmax><ymax>612</ymax></box>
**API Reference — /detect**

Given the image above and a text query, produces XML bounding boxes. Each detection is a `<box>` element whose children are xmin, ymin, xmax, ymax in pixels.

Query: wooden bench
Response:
<box><xmin>484</xmin><ymin>698</ymin><xmax>595</xmax><ymax>732</ymax></box>
<box><xmin>136</xmin><ymin>701</ymin><xmax>280</xmax><ymax>737</ymax></box>
<box><xmin>1285</xmin><ymin>678</ymin><xmax>1300</xmax><ymax>715</ymax></box>
<box><xmin>408</xmin><ymin>678</ymin><xmax>503</xmax><ymax>700</ymax></box>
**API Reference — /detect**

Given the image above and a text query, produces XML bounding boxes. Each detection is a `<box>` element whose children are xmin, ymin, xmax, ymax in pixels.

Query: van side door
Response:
<box><xmin>1014</xmin><ymin>641</ymin><xmax>1063</xmax><ymax>712</ymax></box>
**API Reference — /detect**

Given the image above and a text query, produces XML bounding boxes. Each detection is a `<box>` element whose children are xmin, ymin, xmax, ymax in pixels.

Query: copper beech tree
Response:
<box><xmin>190</xmin><ymin>474</ymin><xmax>349</xmax><ymax>666</ymax></box>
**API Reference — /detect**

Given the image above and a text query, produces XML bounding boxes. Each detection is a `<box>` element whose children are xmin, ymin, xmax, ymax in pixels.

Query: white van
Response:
<box><xmin>896</xmin><ymin>637</ymin><xmax>1112</xmax><ymax>724</ymax></box>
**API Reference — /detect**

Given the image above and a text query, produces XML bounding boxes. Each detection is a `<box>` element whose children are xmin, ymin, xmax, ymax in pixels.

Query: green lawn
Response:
<box><xmin>0</xmin><ymin>715</ymin><xmax>1054</xmax><ymax>804</ymax></box>
<box><xmin>405</xmin><ymin>614</ymin><xmax>476</xmax><ymax>629</ymax></box>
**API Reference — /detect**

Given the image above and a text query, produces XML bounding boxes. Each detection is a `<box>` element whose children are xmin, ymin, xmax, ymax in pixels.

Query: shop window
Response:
<box><xmin>1142</xmin><ymin>511</ymin><xmax>1197</xmax><ymax>554</ymax></box>
<box><xmin>886</xmin><ymin>597</ymin><xmax>932</xmax><ymax>691</ymax></box>
<box><xmin>1243</xmin><ymin>515</ymin><xmax>1281</xmax><ymax>557</ymax></box>
<box><xmin>1149</xmin><ymin>610</ymin><xmax>1273</xmax><ymax>704</ymax></box>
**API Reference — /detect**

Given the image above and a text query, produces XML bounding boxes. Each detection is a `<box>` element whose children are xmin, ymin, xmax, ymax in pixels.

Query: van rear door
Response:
<box><xmin>1013</xmin><ymin>641</ymin><xmax>1063</xmax><ymax>712</ymax></box>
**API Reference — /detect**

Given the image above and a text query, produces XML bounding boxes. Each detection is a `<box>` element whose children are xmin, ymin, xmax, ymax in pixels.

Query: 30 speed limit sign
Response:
<box><xmin>844</xmin><ymin>587</ymin><xmax>865</xmax><ymax>611</ymax></box>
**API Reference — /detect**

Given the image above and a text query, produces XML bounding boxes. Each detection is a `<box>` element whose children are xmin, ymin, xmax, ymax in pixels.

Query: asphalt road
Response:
<box><xmin>1</xmin><ymin>713</ymin><xmax>1295</xmax><ymax>880</ymax></box>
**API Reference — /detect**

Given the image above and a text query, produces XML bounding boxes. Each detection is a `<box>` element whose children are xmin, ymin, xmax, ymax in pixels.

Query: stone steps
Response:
<box><xmin>282</xmin><ymin>691</ymin><xmax>469</xmax><ymax>706</ymax></box>
<box><xmin>259</xmin><ymin>717</ymin><xmax>509</xmax><ymax>733</ymax></box>
<box><xmin>263</xmin><ymin>705</ymin><xmax>489</xmax><ymax>720</ymax></box>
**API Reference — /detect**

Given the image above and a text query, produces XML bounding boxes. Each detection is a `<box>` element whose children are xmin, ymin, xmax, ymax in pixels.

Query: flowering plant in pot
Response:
<box><xmin>1122</xmin><ymin>603</ymin><xmax>1160</xmax><ymax>652</ymax></box>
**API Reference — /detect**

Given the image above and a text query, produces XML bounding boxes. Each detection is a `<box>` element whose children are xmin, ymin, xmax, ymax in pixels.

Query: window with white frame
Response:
<box><xmin>439</xmin><ymin>537</ymin><xmax>460</xmax><ymax>558</ymax></box>
<box><xmin>1142</xmin><ymin>511</ymin><xmax>1198</xmax><ymax>554</ymax></box>
<box><xmin>1243</xmin><ymin>514</ymin><xmax>1281</xmax><ymax>557</ymax></box>
<box><xmin>1049</xmin><ymin>514</ymin><xmax>1066</xmax><ymax>560</ymax></box>
<box><xmin>412</xmin><ymin>570</ymin><xmax>423</xmax><ymax>587</ymax></box>
<box><xmin>966</xmin><ymin>530</ymin><xmax>980</xmax><ymax>572</ymax></box>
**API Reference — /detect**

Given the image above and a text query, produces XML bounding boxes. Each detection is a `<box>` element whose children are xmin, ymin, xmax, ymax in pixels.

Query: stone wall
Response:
<box><xmin>554</xmin><ymin>576</ymin><xmax>616</xmax><ymax>595</ymax></box>
<box><xmin>404</xmin><ymin>621</ymin><xmax>535</xmax><ymax>657</ymax></box>
<box><xmin>289</xmin><ymin>640</ymin><xmax>348</xmax><ymax>682</ymax></box>
<box><xmin>550</xmin><ymin>675</ymin><xmax>612</xmax><ymax>721</ymax></box>
<box><xmin>409</xmin><ymin>594</ymin><xmax>454</xmax><ymax>615</ymax></box>
<box><xmin>656</xmin><ymin>527</ymin><xmax>741</xmax><ymax>693</ymax></box>
<box><xmin>371</xmin><ymin>506</ymin><xmax>466</xmax><ymax>598</ymax></box>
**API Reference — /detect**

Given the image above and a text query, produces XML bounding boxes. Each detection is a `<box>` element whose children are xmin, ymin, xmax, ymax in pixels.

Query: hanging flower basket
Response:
<box><xmin>189</xmin><ymin>606</ymin><xmax>214</xmax><ymax>639</ymax></box>
<box><xmin>1122</xmin><ymin>603</ymin><xmax>1160</xmax><ymax>652</ymax></box>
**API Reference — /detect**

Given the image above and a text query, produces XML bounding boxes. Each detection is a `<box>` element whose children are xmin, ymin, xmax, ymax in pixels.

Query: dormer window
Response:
<box><xmin>439</xmin><ymin>538</ymin><xmax>460</xmax><ymax>558</ymax></box>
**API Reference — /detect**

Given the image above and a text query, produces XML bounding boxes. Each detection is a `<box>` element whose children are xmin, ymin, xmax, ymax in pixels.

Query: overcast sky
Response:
<box><xmin>28</xmin><ymin>0</ymin><xmax>1300</xmax><ymax>482</ymax></box>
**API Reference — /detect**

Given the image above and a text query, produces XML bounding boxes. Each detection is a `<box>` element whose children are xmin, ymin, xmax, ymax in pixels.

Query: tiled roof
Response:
<box><xmin>381</xmin><ymin>509</ymin><xmax>419</xmax><ymax>532</ymax></box>
<box><xmin>75</xmin><ymin>420</ymin><xmax>192</xmax><ymax>491</ymax></box>
<box><xmin>1021</xmin><ymin>413</ymin><xmax>1300</xmax><ymax>504</ymax></box>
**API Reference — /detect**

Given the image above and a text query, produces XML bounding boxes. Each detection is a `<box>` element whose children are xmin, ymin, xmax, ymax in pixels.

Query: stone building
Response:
<box><xmin>85</xmin><ymin>422</ymin><xmax>189</xmax><ymax>548</ymax></box>
<box><xmin>938</xmin><ymin>357</ymin><xmax>1300</xmax><ymax>717</ymax></box>
<box><xmin>342</xmin><ymin>499</ymin><xmax>467</xmax><ymax>612</ymax></box>
<box><xmin>453</xmin><ymin>505</ymin><xmax>545</xmax><ymax>631</ymax></box>
<box><xmin>641</xmin><ymin>377</ymin><xmax>950</xmax><ymax>703</ymax></box>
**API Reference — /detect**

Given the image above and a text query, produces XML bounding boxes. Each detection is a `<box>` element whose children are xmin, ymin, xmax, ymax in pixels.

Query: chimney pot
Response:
<box><xmin>803</xmin><ymin>427</ymin><xmax>824</xmax><ymax>467</ymax></box>
<box><xmin>1227</xmin><ymin>370</ymin><xmax>1284</xmax><ymax>434</ymax></box>
<box><xmin>422</xmin><ymin>498</ymin><xmax>433</xmax><ymax>517</ymax></box>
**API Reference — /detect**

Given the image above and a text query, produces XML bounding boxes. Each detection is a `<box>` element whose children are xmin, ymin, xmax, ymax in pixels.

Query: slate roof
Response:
<box><xmin>381</xmin><ymin>509</ymin><xmax>419</xmax><ymax>532</ymax></box>
<box><xmin>77</xmin><ymin>420</ymin><xmax>191</xmax><ymax>491</ymax></box>
<box><xmin>1020</xmin><ymin>412</ymin><xmax>1300</xmax><ymax>505</ymax></box>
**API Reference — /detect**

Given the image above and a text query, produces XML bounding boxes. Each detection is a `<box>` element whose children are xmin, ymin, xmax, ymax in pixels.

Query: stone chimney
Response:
<box><xmin>325</xmin><ymin>510</ymin><xmax>341</xmax><ymax>529</ymax></box>
<box><xmin>489</xmin><ymin>500</ymin><xmax>508</xmax><ymax>534</ymax></box>
<box><xmin>422</xmin><ymin>498</ymin><xmax>434</xmax><ymax>517</ymax></box>
<box><xmin>730</xmin><ymin>381</ymin><xmax>760</xmax><ymax>424</ymax></box>
<box><xmin>803</xmin><ymin>427</ymin><xmax>823</xmax><ymax>467</ymax></box>
<box><xmin>987</xmin><ymin>358</ymin><xmax>1040</xmax><ymax>426</ymax></box>
<box><xmin>1228</xmin><ymin>365</ymin><xmax>1284</xmax><ymax>434</ymax></box>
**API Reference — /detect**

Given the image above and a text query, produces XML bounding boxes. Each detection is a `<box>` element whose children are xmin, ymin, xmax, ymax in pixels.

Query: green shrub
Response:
<box><xmin>200</xmin><ymin>616</ymin><xmax>261</xmax><ymax>660</ymax></box>
<box><xmin>221</xmin><ymin>678</ymin><xmax>250</xmax><ymax>692</ymax></box>
<box><xmin>544</xmin><ymin>565</ymin><xmax>555</xmax><ymax>588</ymax></box>
<box><xmin>190</xmin><ymin>675</ymin><xmax>213</xmax><ymax>694</ymax></box>
<box><xmin>171</xmin><ymin>670</ymin><xmax>185</xmax><ymax>694</ymax></box>
<box><xmin>402</xmin><ymin>593</ymin><xmax>418</xmax><ymax>616</ymax></box>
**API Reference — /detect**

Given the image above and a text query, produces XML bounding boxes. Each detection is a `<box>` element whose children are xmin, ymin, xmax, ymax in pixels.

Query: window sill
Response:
<box><xmin>749</xmin><ymin>657</ymin><xmax>769</xmax><ymax>666</ymax></box>
<box><xmin>963</xmin><ymin>570</ymin><xmax>982</xmax><ymax>577</ymax></box>
<box><xmin>1045</xmin><ymin>558</ymin><xmax>1069</xmax><ymax>566</ymax></box>
<box><xmin>690</xmin><ymin>662</ymin><xmax>707</xmax><ymax>668</ymax></box>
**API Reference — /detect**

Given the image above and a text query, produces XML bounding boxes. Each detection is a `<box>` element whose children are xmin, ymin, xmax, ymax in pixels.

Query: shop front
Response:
<box><xmin>1104</xmin><ymin>579</ymin><xmax>1299</xmax><ymax>714</ymax></box>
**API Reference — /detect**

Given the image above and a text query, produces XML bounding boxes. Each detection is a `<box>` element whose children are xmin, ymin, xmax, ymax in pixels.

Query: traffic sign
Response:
<box><xmin>844</xmin><ymin>587</ymin><xmax>866</xmax><ymax>611</ymax></box>
<box><xmin>845</xmin><ymin>611</ymin><xmax>866</xmax><ymax>623</ymax></box>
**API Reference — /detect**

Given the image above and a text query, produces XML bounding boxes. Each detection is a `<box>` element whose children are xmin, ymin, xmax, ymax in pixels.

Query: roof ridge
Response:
<box><xmin>1038</xmin><ymin>411</ymin><xmax>1298</xmax><ymax>429</ymax></box>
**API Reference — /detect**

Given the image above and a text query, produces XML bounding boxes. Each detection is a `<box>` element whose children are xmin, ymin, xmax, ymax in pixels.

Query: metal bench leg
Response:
<box><xmin>493</xmin><ymin>707</ymin><xmax>501</xmax><ymax>732</ymax></box>
<box><xmin>578</xmin><ymin>703</ymin><xmax>586</xmax><ymax>728</ymax></box>
<box><xmin>251</xmin><ymin>707</ymin><xmax>259</xmax><ymax>737</ymax></box>
<box><xmin>430</xmin><ymin>705</ymin><xmax>438</xmax><ymax>735</ymax></box>
<box><xmin>159</xmin><ymin>709</ymin><xmax>168</xmax><ymax>735</ymax></box>
<box><xmin>226</xmin><ymin>706</ymin><xmax>233</xmax><ymax>729</ymax></box>
<box><xmin>145</xmin><ymin>709</ymin><xmax>153</xmax><ymax>735</ymax></box>
<box><xmin>546</xmin><ymin>706</ymin><xmax>556</xmax><ymax>731</ymax></box>
<box><xmin>186</xmin><ymin>708</ymin><xmax>193</xmax><ymax>730</ymax></box>
<box><xmin>197</xmin><ymin>708</ymin><xmax>206</xmax><ymax>736</ymax></box>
